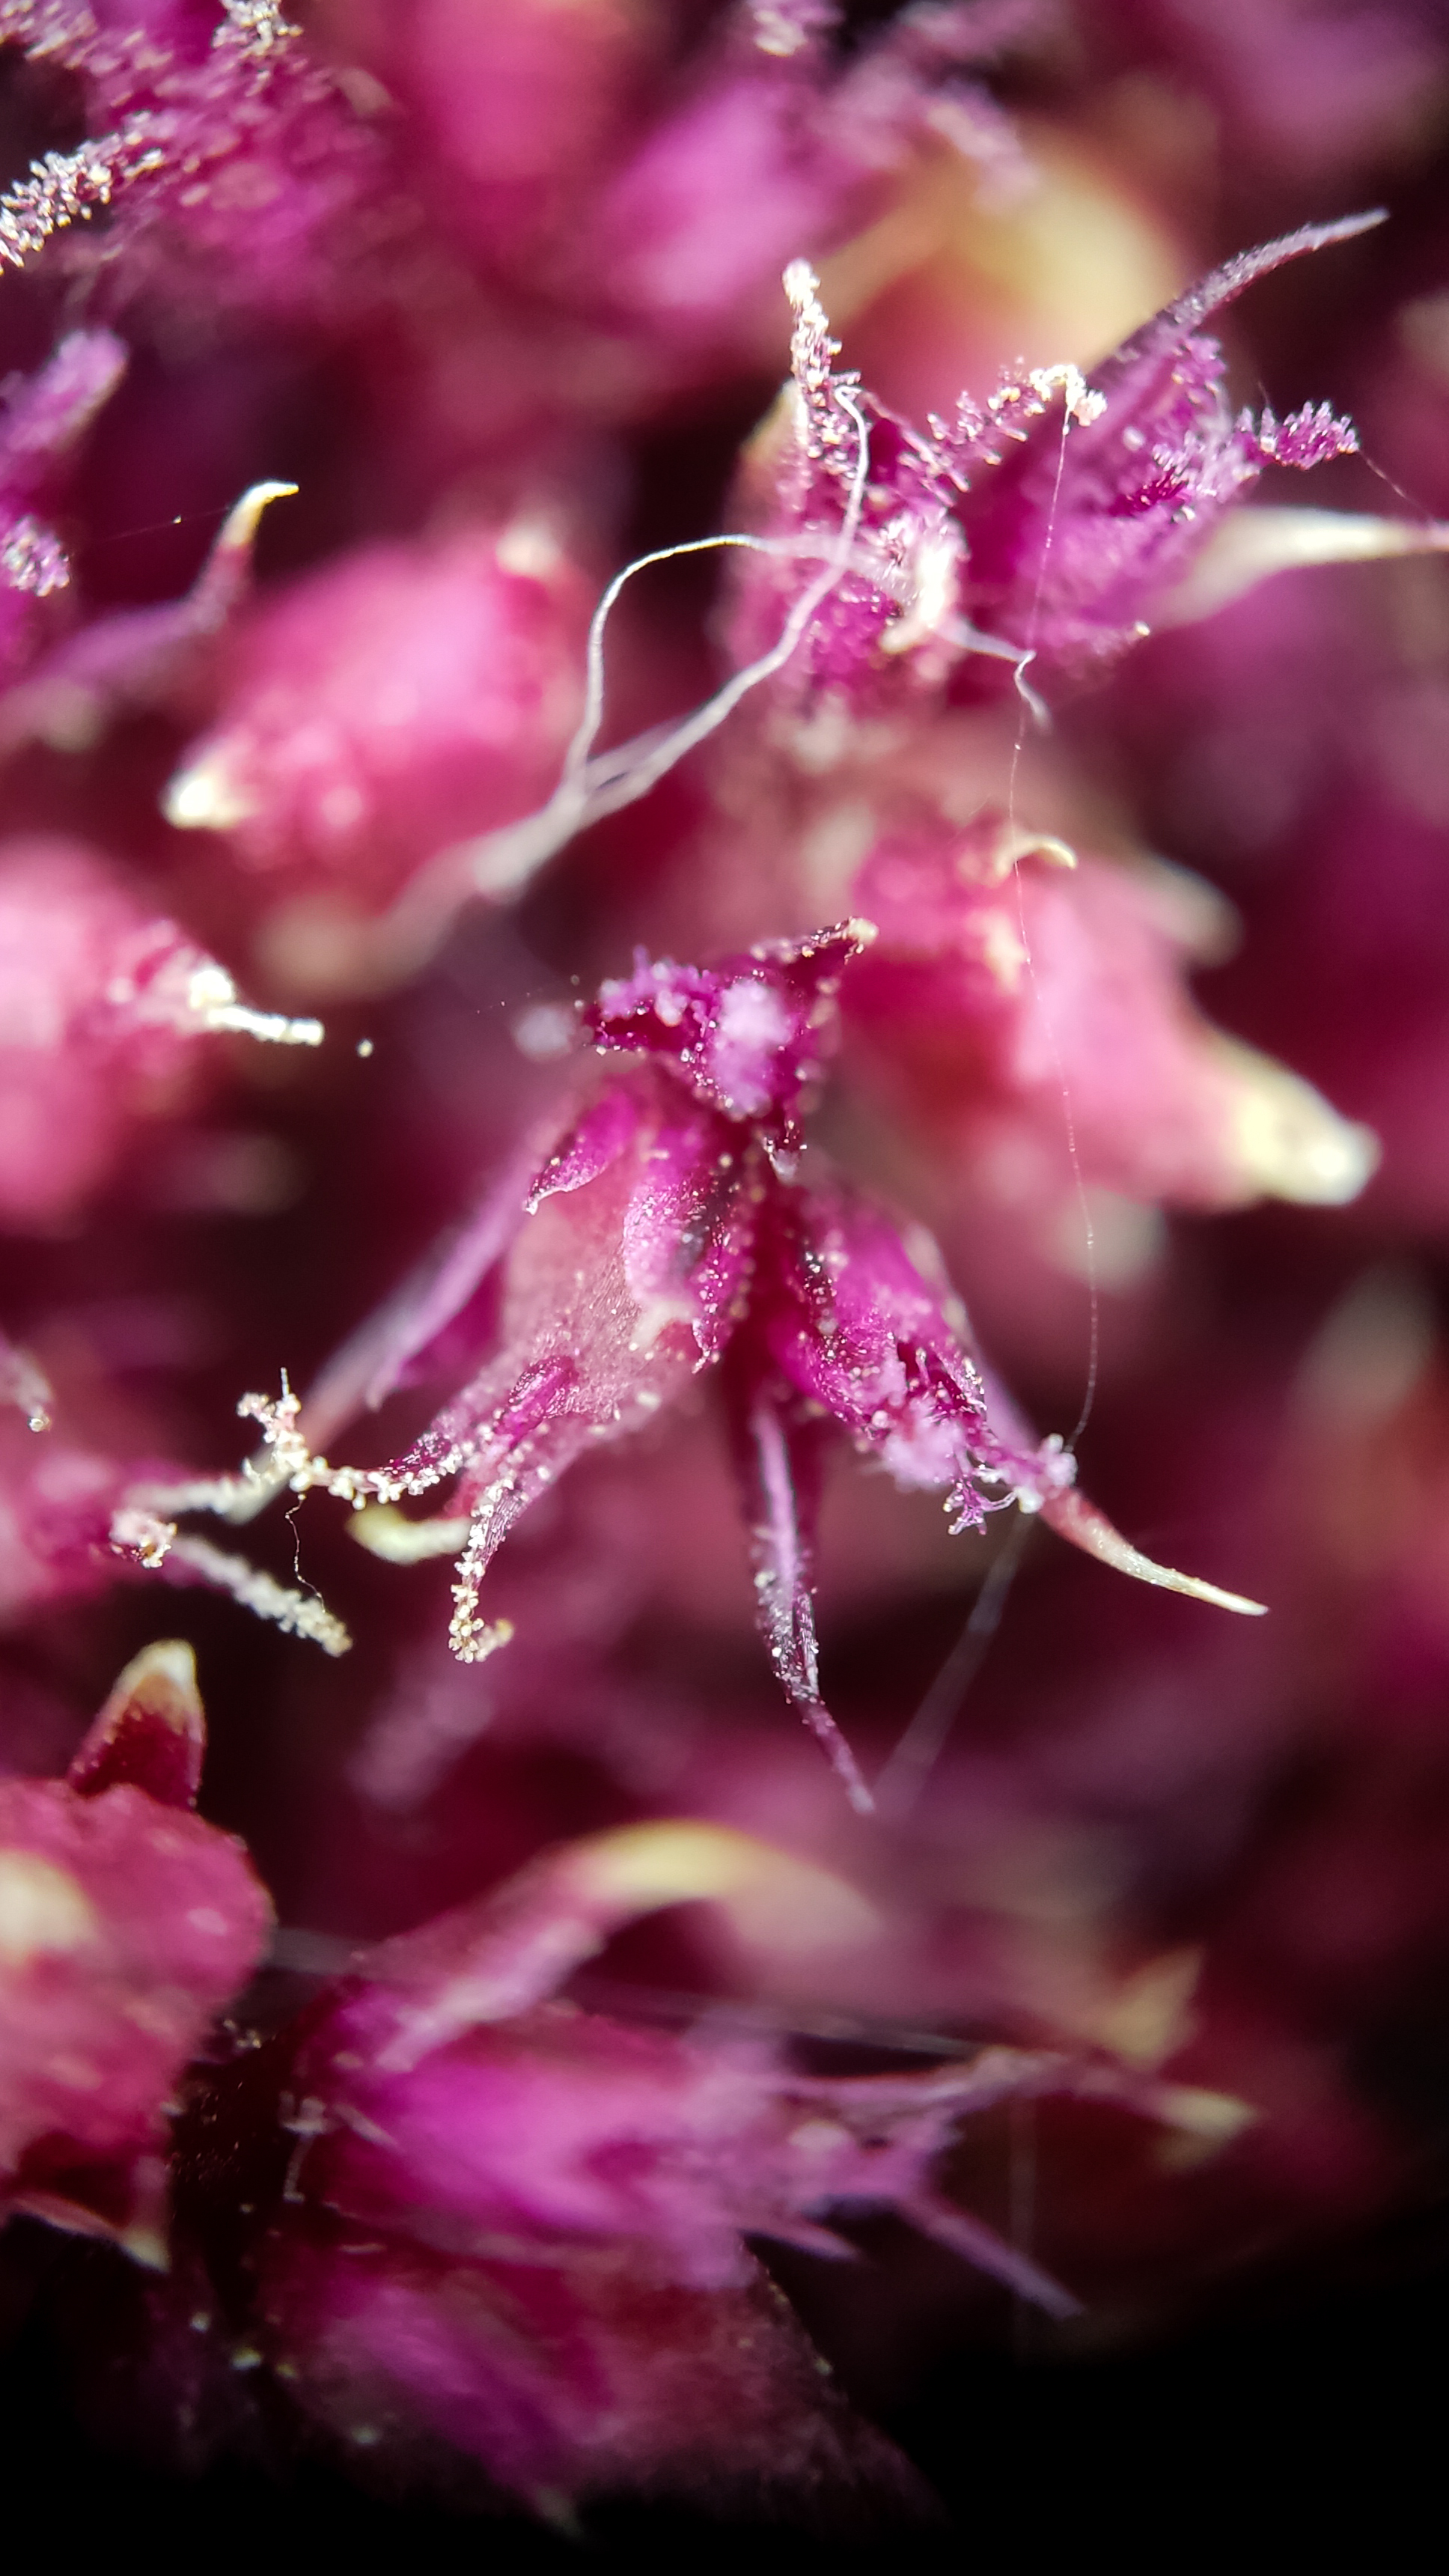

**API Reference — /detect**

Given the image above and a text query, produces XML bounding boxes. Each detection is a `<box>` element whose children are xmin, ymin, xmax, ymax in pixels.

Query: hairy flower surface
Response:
<box><xmin>0</xmin><ymin>1</ymin><xmax>382</xmax><ymax>316</ymax></box>
<box><xmin>724</xmin><ymin>220</ymin><xmax>1373</xmax><ymax>728</ymax></box>
<box><xmin>164</xmin><ymin>925</ymin><xmax>1265</xmax><ymax>1819</ymax></box>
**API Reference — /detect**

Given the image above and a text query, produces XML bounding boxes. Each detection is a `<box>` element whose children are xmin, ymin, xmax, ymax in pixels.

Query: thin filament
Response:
<box><xmin>1004</xmin><ymin>392</ymin><xmax>1101</xmax><ymax>1458</ymax></box>
<box><xmin>873</xmin><ymin>1515</ymin><xmax>1031</xmax><ymax>1815</ymax></box>
<box><xmin>387</xmin><ymin>380</ymin><xmax>873</xmax><ymax>943</ymax></box>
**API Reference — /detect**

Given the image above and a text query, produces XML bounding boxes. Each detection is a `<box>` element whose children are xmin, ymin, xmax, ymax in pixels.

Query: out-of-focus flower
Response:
<box><xmin>177</xmin><ymin>1819</ymin><xmax>1236</xmax><ymax>2518</ymax></box>
<box><xmin>0</xmin><ymin>327</ymin><xmax>126</xmax><ymax>677</ymax></box>
<box><xmin>1105</xmin><ymin>0</ymin><xmax>1449</xmax><ymax>186</ymax></box>
<box><xmin>0</xmin><ymin>1637</ymin><xmax>271</xmax><ymax>2261</ymax></box>
<box><xmin>0</xmin><ymin>836</ymin><xmax>320</xmax><ymax>1223</ymax></box>
<box><xmin>162</xmin><ymin>515</ymin><xmax>593</xmax><ymax>975</ymax></box>
<box><xmin>845</xmin><ymin>807</ymin><xmax>1377</xmax><ymax>1215</ymax></box>
<box><xmin>308</xmin><ymin>0</ymin><xmax>1030</xmax><ymax>366</ymax></box>
<box><xmin>0</xmin><ymin>1</ymin><xmax>383</xmax><ymax>320</ymax></box>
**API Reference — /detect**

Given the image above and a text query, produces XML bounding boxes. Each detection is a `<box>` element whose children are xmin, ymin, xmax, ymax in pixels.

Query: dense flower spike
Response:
<box><xmin>1</xmin><ymin>0</ymin><xmax>1447</xmax><ymax>2529</ymax></box>
<box><xmin>0</xmin><ymin>1640</ymin><xmax>271</xmax><ymax>2260</ymax></box>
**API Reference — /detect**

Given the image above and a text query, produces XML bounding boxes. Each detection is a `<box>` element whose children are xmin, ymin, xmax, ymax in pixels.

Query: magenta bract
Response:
<box><xmin>0</xmin><ymin>1642</ymin><xmax>271</xmax><ymax>2259</ymax></box>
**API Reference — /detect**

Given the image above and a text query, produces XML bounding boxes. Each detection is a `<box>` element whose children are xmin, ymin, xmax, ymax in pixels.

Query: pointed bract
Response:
<box><xmin>67</xmin><ymin>1639</ymin><xmax>206</xmax><ymax>1809</ymax></box>
<box><xmin>756</xmin><ymin>1175</ymin><xmax>1069</xmax><ymax>1528</ymax></box>
<box><xmin>0</xmin><ymin>1645</ymin><xmax>272</xmax><ymax>2257</ymax></box>
<box><xmin>722</xmin><ymin>1359</ymin><xmax>871</xmax><ymax>1809</ymax></box>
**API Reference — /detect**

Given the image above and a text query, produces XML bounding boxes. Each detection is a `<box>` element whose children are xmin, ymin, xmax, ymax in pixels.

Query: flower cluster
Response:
<box><xmin>2</xmin><ymin>0</ymin><xmax>1449</xmax><ymax>2536</ymax></box>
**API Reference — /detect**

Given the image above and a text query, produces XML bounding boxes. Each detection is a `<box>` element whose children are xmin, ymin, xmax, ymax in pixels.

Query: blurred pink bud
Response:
<box><xmin>165</xmin><ymin>522</ymin><xmax>591</xmax><ymax>920</ymax></box>
<box><xmin>0</xmin><ymin>838</ymin><xmax>320</xmax><ymax>1224</ymax></box>
<box><xmin>311</xmin><ymin>0</ymin><xmax>658</xmax><ymax>272</ymax></box>
<box><xmin>0</xmin><ymin>1639</ymin><xmax>272</xmax><ymax>2262</ymax></box>
<box><xmin>0</xmin><ymin>329</ymin><xmax>128</xmax><ymax>678</ymax></box>
<box><xmin>847</xmin><ymin>811</ymin><xmax>1377</xmax><ymax>1214</ymax></box>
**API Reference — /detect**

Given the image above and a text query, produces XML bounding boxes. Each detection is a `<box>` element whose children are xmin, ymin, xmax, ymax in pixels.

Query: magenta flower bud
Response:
<box><xmin>846</xmin><ymin>811</ymin><xmax>1376</xmax><ymax>1214</ymax></box>
<box><xmin>0</xmin><ymin>1641</ymin><xmax>271</xmax><ymax>2265</ymax></box>
<box><xmin>199</xmin><ymin>929</ymin><xmax>1263</xmax><ymax>1821</ymax></box>
<box><xmin>165</xmin><ymin>523</ymin><xmax>592</xmax><ymax>934</ymax></box>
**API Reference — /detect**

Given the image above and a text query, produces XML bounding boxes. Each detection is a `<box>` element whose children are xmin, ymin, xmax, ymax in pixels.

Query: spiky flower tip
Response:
<box><xmin>151</xmin><ymin>926</ymin><xmax>1263</xmax><ymax>1821</ymax></box>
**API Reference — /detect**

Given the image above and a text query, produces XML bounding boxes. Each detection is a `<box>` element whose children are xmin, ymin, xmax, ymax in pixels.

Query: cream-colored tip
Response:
<box><xmin>163</xmin><ymin>746</ymin><xmax>254</xmax><ymax>833</ymax></box>
<box><xmin>1045</xmin><ymin>1489</ymin><xmax>1267</xmax><ymax>1616</ymax></box>
<box><xmin>1153</xmin><ymin>2083</ymin><xmax>1258</xmax><ymax>2145</ymax></box>
<box><xmin>106</xmin><ymin>1637</ymin><xmax>201</xmax><ymax>1726</ymax></box>
<box><xmin>1160</xmin><ymin>508</ymin><xmax>1449</xmax><ymax>626</ymax></box>
<box><xmin>350</xmin><ymin>1504</ymin><xmax>472</xmax><ymax>1563</ymax></box>
<box><xmin>570</xmin><ymin>1820</ymin><xmax>879</xmax><ymax>1952</ymax></box>
<box><xmin>216</xmin><ymin>479</ymin><xmax>299</xmax><ymax>550</ymax></box>
<box><xmin>117</xmin><ymin>2217</ymin><xmax>171</xmax><ymax>2272</ymax></box>
<box><xmin>1221</xmin><ymin>1040</ymin><xmax>1379</xmax><ymax>1208</ymax></box>
<box><xmin>0</xmin><ymin>1851</ymin><xmax>98</xmax><ymax>1964</ymax></box>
